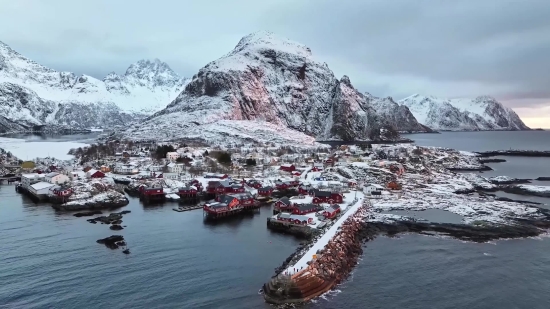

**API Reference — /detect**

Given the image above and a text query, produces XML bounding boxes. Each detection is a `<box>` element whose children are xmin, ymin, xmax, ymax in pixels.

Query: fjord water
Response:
<box><xmin>2</xmin><ymin>131</ymin><xmax>550</xmax><ymax>309</ymax></box>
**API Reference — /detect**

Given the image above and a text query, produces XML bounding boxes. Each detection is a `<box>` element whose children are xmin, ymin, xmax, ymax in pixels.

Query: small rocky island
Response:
<box><xmin>52</xmin><ymin>180</ymin><xmax>129</xmax><ymax>211</ymax></box>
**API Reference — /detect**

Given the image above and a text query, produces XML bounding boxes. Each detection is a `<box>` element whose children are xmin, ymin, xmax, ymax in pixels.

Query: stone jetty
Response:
<box><xmin>476</xmin><ymin>150</ymin><xmax>550</xmax><ymax>157</ymax></box>
<box><xmin>262</xmin><ymin>202</ymin><xmax>369</xmax><ymax>304</ymax></box>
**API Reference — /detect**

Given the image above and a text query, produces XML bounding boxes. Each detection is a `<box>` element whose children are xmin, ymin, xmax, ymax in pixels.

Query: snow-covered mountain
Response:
<box><xmin>399</xmin><ymin>94</ymin><xmax>530</xmax><ymax>131</ymax></box>
<box><xmin>123</xmin><ymin>31</ymin><xmax>429</xmax><ymax>145</ymax></box>
<box><xmin>0</xmin><ymin>40</ymin><xmax>189</xmax><ymax>133</ymax></box>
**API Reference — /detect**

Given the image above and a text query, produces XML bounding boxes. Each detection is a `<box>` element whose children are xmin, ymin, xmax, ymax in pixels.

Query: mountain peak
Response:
<box><xmin>124</xmin><ymin>58</ymin><xmax>175</xmax><ymax>77</ymax></box>
<box><xmin>340</xmin><ymin>75</ymin><xmax>352</xmax><ymax>87</ymax></box>
<box><xmin>123</xmin><ymin>58</ymin><xmax>182</xmax><ymax>88</ymax></box>
<box><xmin>231</xmin><ymin>31</ymin><xmax>312</xmax><ymax>58</ymax></box>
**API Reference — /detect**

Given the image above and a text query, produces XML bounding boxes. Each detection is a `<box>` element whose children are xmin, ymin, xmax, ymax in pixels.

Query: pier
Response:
<box><xmin>262</xmin><ymin>196</ymin><xmax>370</xmax><ymax>304</ymax></box>
<box><xmin>0</xmin><ymin>177</ymin><xmax>19</xmax><ymax>184</ymax></box>
<box><xmin>173</xmin><ymin>205</ymin><xmax>203</xmax><ymax>212</ymax></box>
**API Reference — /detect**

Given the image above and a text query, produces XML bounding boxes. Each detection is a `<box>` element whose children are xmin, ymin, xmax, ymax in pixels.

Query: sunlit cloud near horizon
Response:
<box><xmin>0</xmin><ymin>0</ymin><xmax>548</xmax><ymax>125</ymax></box>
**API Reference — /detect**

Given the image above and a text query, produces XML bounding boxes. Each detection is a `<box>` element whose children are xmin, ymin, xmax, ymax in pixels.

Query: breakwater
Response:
<box><xmin>262</xmin><ymin>200</ymin><xmax>369</xmax><ymax>304</ymax></box>
<box><xmin>476</xmin><ymin>150</ymin><xmax>550</xmax><ymax>157</ymax></box>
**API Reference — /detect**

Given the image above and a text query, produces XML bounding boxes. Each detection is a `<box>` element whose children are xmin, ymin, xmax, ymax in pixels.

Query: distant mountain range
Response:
<box><xmin>0</xmin><ymin>40</ymin><xmax>189</xmax><ymax>133</ymax></box>
<box><xmin>398</xmin><ymin>94</ymin><xmax>529</xmax><ymax>131</ymax></box>
<box><xmin>0</xmin><ymin>32</ymin><xmax>530</xmax><ymax>144</ymax></box>
<box><xmin>122</xmin><ymin>31</ymin><xmax>529</xmax><ymax>145</ymax></box>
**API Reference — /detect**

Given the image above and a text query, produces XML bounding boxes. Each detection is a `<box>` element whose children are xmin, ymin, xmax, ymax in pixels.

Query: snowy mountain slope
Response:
<box><xmin>0</xmin><ymin>40</ymin><xmax>189</xmax><ymax>132</ymax></box>
<box><xmin>124</xmin><ymin>31</ymin><xmax>429</xmax><ymax>145</ymax></box>
<box><xmin>399</xmin><ymin>94</ymin><xmax>529</xmax><ymax>131</ymax></box>
<box><xmin>0</xmin><ymin>82</ymin><xmax>137</xmax><ymax>133</ymax></box>
<box><xmin>365</xmin><ymin>93</ymin><xmax>432</xmax><ymax>133</ymax></box>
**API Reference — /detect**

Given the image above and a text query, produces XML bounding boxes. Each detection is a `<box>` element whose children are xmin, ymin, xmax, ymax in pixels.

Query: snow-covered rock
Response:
<box><xmin>0</xmin><ymin>40</ymin><xmax>189</xmax><ymax>133</ymax></box>
<box><xmin>398</xmin><ymin>94</ymin><xmax>529</xmax><ymax>131</ymax></box>
<box><xmin>122</xmin><ymin>31</ymin><xmax>429</xmax><ymax>145</ymax></box>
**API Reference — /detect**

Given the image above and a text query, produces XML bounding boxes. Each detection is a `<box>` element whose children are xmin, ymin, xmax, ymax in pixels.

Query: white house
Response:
<box><xmin>44</xmin><ymin>172</ymin><xmax>69</xmax><ymax>184</ymax></box>
<box><xmin>166</xmin><ymin>152</ymin><xmax>179</xmax><ymax>161</ymax></box>
<box><xmin>29</xmin><ymin>181</ymin><xmax>56</xmax><ymax>196</ymax></box>
<box><xmin>163</xmin><ymin>172</ymin><xmax>179</xmax><ymax>180</ymax></box>
<box><xmin>166</xmin><ymin>162</ymin><xmax>184</xmax><ymax>174</ymax></box>
<box><xmin>21</xmin><ymin>173</ymin><xmax>45</xmax><ymax>188</ymax></box>
<box><xmin>148</xmin><ymin>165</ymin><xmax>163</xmax><ymax>172</ymax></box>
<box><xmin>363</xmin><ymin>185</ymin><xmax>377</xmax><ymax>195</ymax></box>
<box><xmin>115</xmin><ymin>165</ymin><xmax>135</xmax><ymax>174</ymax></box>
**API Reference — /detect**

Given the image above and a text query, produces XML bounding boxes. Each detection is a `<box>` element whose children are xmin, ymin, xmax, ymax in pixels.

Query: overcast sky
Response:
<box><xmin>1</xmin><ymin>0</ymin><xmax>549</xmax><ymax>127</ymax></box>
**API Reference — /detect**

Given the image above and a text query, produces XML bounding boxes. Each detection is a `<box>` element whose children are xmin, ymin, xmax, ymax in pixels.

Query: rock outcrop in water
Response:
<box><xmin>96</xmin><ymin>235</ymin><xmax>125</xmax><ymax>249</ymax></box>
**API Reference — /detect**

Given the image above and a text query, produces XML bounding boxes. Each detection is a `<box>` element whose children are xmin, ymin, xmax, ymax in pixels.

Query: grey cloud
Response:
<box><xmin>0</xmin><ymin>0</ymin><xmax>549</xmax><ymax>109</ymax></box>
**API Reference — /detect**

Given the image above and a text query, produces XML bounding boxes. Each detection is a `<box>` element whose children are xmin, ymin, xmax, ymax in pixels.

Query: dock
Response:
<box><xmin>0</xmin><ymin>177</ymin><xmax>20</xmax><ymax>184</ymax></box>
<box><xmin>173</xmin><ymin>205</ymin><xmax>203</xmax><ymax>212</ymax></box>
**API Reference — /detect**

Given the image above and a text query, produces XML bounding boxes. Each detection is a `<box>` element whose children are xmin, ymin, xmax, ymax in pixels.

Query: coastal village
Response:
<box><xmin>2</xmin><ymin>140</ymin><xmax>550</xmax><ymax>304</ymax></box>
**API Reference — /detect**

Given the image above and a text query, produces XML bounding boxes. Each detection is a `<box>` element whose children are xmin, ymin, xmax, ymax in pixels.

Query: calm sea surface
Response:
<box><xmin>1</xmin><ymin>131</ymin><xmax>550</xmax><ymax>308</ymax></box>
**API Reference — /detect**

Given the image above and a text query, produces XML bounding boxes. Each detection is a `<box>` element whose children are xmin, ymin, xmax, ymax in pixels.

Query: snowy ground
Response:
<box><xmin>284</xmin><ymin>193</ymin><xmax>365</xmax><ymax>274</ymax></box>
<box><xmin>339</xmin><ymin>146</ymin><xmax>547</xmax><ymax>224</ymax></box>
<box><xmin>0</xmin><ymin>137</ymin><xmax>88</xmax><ymax>160</ymax></box>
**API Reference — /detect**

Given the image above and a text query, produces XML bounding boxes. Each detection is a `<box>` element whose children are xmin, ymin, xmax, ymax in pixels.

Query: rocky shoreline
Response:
<box><xmin>368</xmin><ymin>212</ymin><xmax>550</xmax><ymax>242</ymax></box>
<box><xmin>447</xmin><ymin>165</ymin><xmax>492</xmax><ymax>172</ymax></box>
<box><xmin>53</xmin><ymin>198</ymin><xmax>129</xmax><ymax>211</ymax></box>
<box><xmin>479</xmin><ymin>158</ymin><xmax>506</xmax><ymax>164</ymax></box>
<box><xmin>500</xmin><ymin>185</ymin><xmax>550</xmax><ymax>198</ymax></box>
<box><xmin>476</xmin><ymin>150</ymin><xmax>550</xmax><ymax>157</ymax></box>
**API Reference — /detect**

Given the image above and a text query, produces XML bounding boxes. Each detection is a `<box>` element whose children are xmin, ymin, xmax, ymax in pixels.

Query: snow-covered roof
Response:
<box><xmin>22</xmin><ymin>173</ymin><xmax>42</xmax><ymax>179</ymax></box>
<box><xmin>45</xmin><ymin>172</ymin><xmax>59</xmax><ymax>178</ymax></box>
<box><xmin>31</xmin><ymin>181</ymin><xmax>56</xmax><ymax>190</ymax></box>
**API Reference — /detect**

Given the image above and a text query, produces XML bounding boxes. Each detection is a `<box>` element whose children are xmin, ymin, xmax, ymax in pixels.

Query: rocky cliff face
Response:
<box><xmin>125</xmin><ymin>31</ymin><xmax>429</xmax><ymax>144</ymax></box>
<box><xmin>0</xmin><ymin>40</ymin><xmax>189</xmax><ymax>133</ymax></box>
<box><xmin>399</xmin><ymin>94</ymin><xmax>530</xmax><ymax>131</ymax></box>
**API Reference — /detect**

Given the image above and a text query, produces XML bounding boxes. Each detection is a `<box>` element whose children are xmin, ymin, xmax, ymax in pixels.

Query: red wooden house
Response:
<box><xmin>275</xmin><ymin>180</ymin><xmax>299</xmax><ymax>191</ymax></box>
<box><xmin>140</xmin><ymin>187</ymin><xmax>165</xmax><ymax>201</ymax></box>
<box><xmin>387</xmin><ymin>181</ymin><xmax>402</xmax><ymax>190</ymax></box>
<box><xmin>275</xmin><ymin>181</ymin><xmax>289</xmax><ymax>191</ymax></box>
<box><xmin>311</xmin><ymin>163</ymin><xmax>324</xmax><ymax>172</ymax></box>
<box><xmin>247</xmin><ymin>180</ymin><xmax>263</xmax><ymax>189</ymax></box>
<box><xmin>291</xmin><ymin>203</ymin><xmax>322</xmax><ymax>215</ymax></box>
<box><xmin>288</xmin><ymin>179</ymin><xmax>300</xmax><ymax>187</ymax></box>
<box><xmin>215</xmin><ymin>181</ymin><xmax>232</xmax><ymax>195</ymax></box>
<box><xmin>276</xmin><ymin>213</ymin><xmax>313</xmax><ymax>225</ymax></box>
<box><xmin>257</xmin><ymin>186</ymin><xmax>274</xmax><ymax>196</ymax></box>
<box><xmin>50</xmin><ymin>186</ymin><xmax>73</xmax><ymax>197</ymax></box>
<box><xmin>311</xmin><ymin>190</ymin><xmax>343</xmax><ymax>204</ymax></box>
<box><xmin>189</xmin><ymin>179</ymin><xmax>203</xmax><ymax>191</ymax></box>
<box><xmin>204</xmin><ymin>195</ymin><xmax>240</xmax><ymax>214</ymax></box>
<box><xmin>279</xmin><ymin>164</ymin><xmax>296</xmax><ymax>172</ymax></box>
<box><xmin>206</xmin><ymin>181</ymin><xmax>220</xmax><ymax>194</ymax></box>
<box><xmin>298</xmin><ymin>184</ymin><xmax>313</xmax><ymax>195</ymax></box>
<box><xmin>275</xmin><ymin>197</ymin><xmax>293</xmax><ymax>211</ymax></box>
<box><xmin>178</xmin><ymin>186</ymin><xmax>198</xmax><ymax>198</ymax></box>
<box><xmin>323</xmin><ymin>205</ymin><xmax>341</xmax><ymax>219</ymax></box>
<box><xmin>348</xmin><ymin>180</ymin><xmax>358</xmax><ymax>187</ymax></box>
<box><xmin>228</xmin><ymin>193</ymin><xmax>256</xmax><ymax>206</ymax></box>
<box><xmin>230</xmin><ymin>184</ymin><xmax>245</xmax><ymax>193</ymax></box>
<box><xmin>90</xmin><ymin>170</ymin><xmax>106</xmax><ymax>178</ymax></box>
<box><xmin>291</xmin><ymin>171</ymin><xmax>302</xmax><ymax>177</ymax></box>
